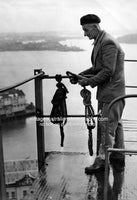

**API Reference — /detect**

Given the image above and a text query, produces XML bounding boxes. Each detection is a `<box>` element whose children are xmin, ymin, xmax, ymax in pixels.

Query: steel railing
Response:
<box><xmin>0</xmin><ymin>69</ymin><xmax>44</xmax><ymax>200</ymax></box>
<box><xmin>103</xmin><ymin>94</ymin><xmax>137</xmax><ymax>200</ymax></box>
<box><xmin>0</xmin><ymin>59</ymin><xmax>137</xmax><ymax>200</ymax></box>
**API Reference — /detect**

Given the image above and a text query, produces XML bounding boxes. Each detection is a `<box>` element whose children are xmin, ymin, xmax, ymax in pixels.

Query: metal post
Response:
<box><xmin>34</xmin><ymin>69</ymin><xmax>45</xmax><ymax>171</ymax></box>
<box><xmin>96</xmin><ymin>102</ymin><xmax>102</xmax><ymax>155</ymax></box>
<box><xmin>0</xmin><ymin>123</ymin><xmax>6</xmax><ymax>200</ymax></box>
<box><xmin>104</xmin><ymin>148</ymin><xmax>109</xmax><ymax>200</ymax></box>
<box><xmin>103</xmin><ymin>105</ymin><xmax>110</xmax><ymax>200</ymax></box>
<box><xmin>96</xmin><ymin>121</ymin><xmax>101</xmax><ymax>155</ymax></box>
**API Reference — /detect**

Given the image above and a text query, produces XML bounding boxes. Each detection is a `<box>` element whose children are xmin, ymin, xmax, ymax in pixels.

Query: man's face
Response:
<box><xmin>82</xmin><ymin>24</ymin><xmax>96</xmax><ymax>40</ymax></box>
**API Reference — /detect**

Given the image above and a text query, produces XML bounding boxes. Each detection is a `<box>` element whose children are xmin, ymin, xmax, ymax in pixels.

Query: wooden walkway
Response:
<box><xmin>24</xmin><ymin>152</ymin><xmax>137</xmax><ymax>200</ymax></box>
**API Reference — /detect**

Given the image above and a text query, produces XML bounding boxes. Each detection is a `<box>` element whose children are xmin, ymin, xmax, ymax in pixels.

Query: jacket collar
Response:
<box><xmin>92</xmin><ymin>30</ymin><xmax>106</xmax><ymax>64</ymax></box>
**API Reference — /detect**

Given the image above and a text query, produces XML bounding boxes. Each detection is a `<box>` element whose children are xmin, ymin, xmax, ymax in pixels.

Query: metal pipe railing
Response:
<box><xmin>0</xmin><ymin>125</ymin><xmax>6</xmax><ymax>200</ymax></box>
<box><xmin>0</xmin><ymin>57</ymin><xmax>137</xmax><ymax>94</ymax></box>
<box><xmin>125</xmin><ymin>59</ymin><xmax>137</xmax><ymax>62</ymax></box>
<box><xmin>42</xmin><ymin>114</ymin><xmax>99</xmax><ymax>118</ymax></box>
<box><xmin>34</xmin><ymin>69</ymin><xmax>45</xmax><ymax>171</ymax></box>
<box><xmin>0</xmin><ymin>71</ymin><xmax>44</xmax><ymax>94</ymax></box>
<box><xmin>0</xmin><ymin>60</ymin><xmax>137</xmax><ymax>200</ymax></box>
<box><xmin>108</xmin><ymin>148</ymin><xmax>137</xmax><ymax>154</ymax></box>
<box><xmin>0</xmin><ymin>70</ymin><xmax>44</xmax><ymax>200</ymax></box>
<box><xmin>42</xmin><ymin>74</ymin><xmax>137</xmax><ymax>89</ymax></box>
<box><xmin>104</xmin><ymin>94</ymin><xmax>137</xmax><ymax>200</ymax></box>
<box><xmin>0</xmin><ymin>72</ymin><xmax>136</xmax><ymax>95</ymax></box>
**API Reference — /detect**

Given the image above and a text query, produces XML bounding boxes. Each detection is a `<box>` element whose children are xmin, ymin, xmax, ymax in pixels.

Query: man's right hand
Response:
<box><xmin>69</xmin><ymin>75</ymin><xmax>78</xmax><ymax>84</ymax></box>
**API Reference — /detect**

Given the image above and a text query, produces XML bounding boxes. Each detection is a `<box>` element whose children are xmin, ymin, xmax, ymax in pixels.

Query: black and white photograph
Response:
<box><xmin>0</xmin><ymin>0</ymin><xmax>137</xmax><ymax>199</ymax></box>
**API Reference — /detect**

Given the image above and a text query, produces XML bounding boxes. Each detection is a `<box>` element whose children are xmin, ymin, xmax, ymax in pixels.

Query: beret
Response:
<box><xmin>80</xmin><ymin>14</ymin><xmax>101</xmax><ymax>25</ymax></box>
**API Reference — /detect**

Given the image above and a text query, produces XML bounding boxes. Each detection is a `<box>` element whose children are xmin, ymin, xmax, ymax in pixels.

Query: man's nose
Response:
<box><xmin>84</xmin><ymin>32</ymin><xmax>87</xmax><ymax>37</ymax></box>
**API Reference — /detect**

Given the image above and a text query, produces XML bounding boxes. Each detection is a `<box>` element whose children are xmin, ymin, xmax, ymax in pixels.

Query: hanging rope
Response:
<box><xmin>50</xmin><ymin>74</ymin><xmax>68</xmax><ymax>147</ymax></box>
<box><xmin>80</xmin><ymin>87</ymin><xmax>95</xmax><ymax>156</ymax></box>
<box><xmin>66</xmin><ymin>71</ymin><xmax>96</xmax><ymax>156</ymax></box>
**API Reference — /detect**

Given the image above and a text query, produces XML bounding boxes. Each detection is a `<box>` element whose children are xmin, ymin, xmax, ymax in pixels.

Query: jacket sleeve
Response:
<box><xmin>79</xmin><ymin>67</ymin><xmax>95</xmax><ymax>76</ymax></box>
<box><xmin>88</xmin><ymin>42</ymin><xmax>118</xmax><ymax>88</ymax></box>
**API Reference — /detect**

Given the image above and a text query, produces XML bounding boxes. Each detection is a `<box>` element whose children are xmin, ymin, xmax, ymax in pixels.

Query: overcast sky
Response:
<box><xmin>0</xmin><ymin>0</ymin><xmax>137</xmax><ymax>36</ymax></box>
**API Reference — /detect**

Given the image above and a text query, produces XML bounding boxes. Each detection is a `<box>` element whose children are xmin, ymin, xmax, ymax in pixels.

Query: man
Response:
<box><xmin>78</xmin><ymin>14</ymin><xmax>125</xmax><ymax>174</ymax></box>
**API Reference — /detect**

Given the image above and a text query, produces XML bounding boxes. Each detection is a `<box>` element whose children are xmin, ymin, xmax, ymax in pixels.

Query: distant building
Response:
<box><xmin>6</xmin><ymin>174</ymin><xmax>35</xmax><ymax>200</ymax></box>
<box><xmin>0</xmin><ymin>89</ymin><xmax>26</xmax><ymax>116</ymax></box>
<box><xmin>0</xmin><ymin>89</ymin><xmax>35</xmax><ymax>121</ymax></box>
<box><xmin>5</xmin><ymin>159</ymin><xmax>38</xmax><ymax>200</ymax></box>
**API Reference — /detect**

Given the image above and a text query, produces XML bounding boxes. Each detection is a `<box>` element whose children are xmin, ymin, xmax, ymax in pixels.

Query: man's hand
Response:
<box><xmin>78</xmin><ymin>77</ymin><xmax>89</xmax><ymax>87</ymax></box>
<box><xmin>69</xmin><ymin>75</ymin><xmax>78</xmax><ymax>84</ymax></box>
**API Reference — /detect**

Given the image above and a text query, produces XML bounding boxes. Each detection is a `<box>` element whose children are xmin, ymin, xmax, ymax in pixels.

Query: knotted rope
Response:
<box><xmin>66</xmin><ymin>71</ymin><xmax>96</xmax><ymax>156</ymax></box>
<box><xmin>80</xmin><ymin>87</ymin><xmax>95</xmax><ymax>156</ymax></box>
<box><xmin>50</xmin><ymin>75</ymin><xmax>68</xmax><ymax>147</ymax></box>
<box><xmin>80</xmin><ymin>87</ymin><xmax>95</xmax><ymax>129</ymax></box>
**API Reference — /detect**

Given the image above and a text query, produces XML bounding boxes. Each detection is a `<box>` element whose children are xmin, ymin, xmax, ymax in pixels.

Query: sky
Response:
<box><xmin>0</xmin><ymin>0</ymin><xmax>137</xmax><ymax>36</ymax></box>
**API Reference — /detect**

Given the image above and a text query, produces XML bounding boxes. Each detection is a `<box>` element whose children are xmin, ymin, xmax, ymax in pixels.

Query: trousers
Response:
<box><xmin>97</xmin><ymin>100</ymin><xmax>125</xmax><ymax>159</ymax></box>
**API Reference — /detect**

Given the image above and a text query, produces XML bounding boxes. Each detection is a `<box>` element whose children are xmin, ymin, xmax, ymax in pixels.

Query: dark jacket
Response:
<box><xmin>81</xmin><ymin>31</ymin><xmax>125</xmax><ymax>103</ymax></box>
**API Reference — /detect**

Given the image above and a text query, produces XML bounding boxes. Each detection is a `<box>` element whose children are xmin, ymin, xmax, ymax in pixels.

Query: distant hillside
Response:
<box><xmin>0</xmin><ymin>32</ymin><xmax>84</xmax><ymax>52</ymax></box>
<box><xmin>117</xmin><ymin>33</ymin><xmax>137</xmax><ymax>44</ymax></box>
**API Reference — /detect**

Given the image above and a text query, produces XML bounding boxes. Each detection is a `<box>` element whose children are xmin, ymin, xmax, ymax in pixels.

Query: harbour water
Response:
<box><xmin>1</xmin><ymin>39</ymin><xmax>137</xmax><ymax>161</ymax></box>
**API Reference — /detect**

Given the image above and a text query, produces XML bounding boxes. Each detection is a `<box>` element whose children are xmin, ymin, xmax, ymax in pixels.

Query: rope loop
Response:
<box><xmin>50</xmin><ymin>83</ymin><xmax>68</xmax><ymax>126</ymax></box>
<box><xmin>80</xmin><ymin>87</ymin><xmax>95</xmax><ymax>129</ymax></box>
<box><xmin>55</xmin><ymin>74</ymin><xmax>62</xmax><ymax>83</ymax></box>
<box><xmin>80</xmin><ymin>88</ymin><xmax>91</xmax><ymax>106</ymax></box>
<box><xmin>66</xmin><ymin>71</ymin><xmax>78</xmax><ymax>84</ymax></box>
<box><xmin>50</xmin><ymin>77</ymin><xmax>68</xmax><ymax>147</ymax></box>
<box><xmin>80</xmin><ymin>87</ymin><xmax>95</xmax><ymax>156</ymax></box>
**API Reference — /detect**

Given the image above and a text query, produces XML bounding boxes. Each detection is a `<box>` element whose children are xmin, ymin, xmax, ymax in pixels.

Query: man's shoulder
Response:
<box><xmin>100</xmin><ymin>31</ymin><xmax>123</xmax><ymax>51</ymax></box>
<box><xmin>99</xmin><ymin>32</ymin><xmax>124</xmax><ymax>54</ymax></box>
<box><xmin>102</xmin><ymin>31</ymin><xmax>119</xmax><ymax>45</ymax></box>
<box><xmin>102</xmin><ymin>31</ymin><xmax>115</xmax><ymax>42</ymax></box>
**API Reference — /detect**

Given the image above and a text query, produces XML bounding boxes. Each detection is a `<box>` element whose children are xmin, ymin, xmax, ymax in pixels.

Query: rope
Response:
<box><xmin>80</xmin><ymin>87</ymin><xmax>95</xmax><ymax>156</ymax></box>
<box><xmin>80</xmin><ymin>87</ymin><xmax>95</xmax><ymax>129</ymax></box>
<box><xmin>50</xmin><ymin>75</ymin><xmax>68</xmax><ymax>147</ymax></box>
<box><xmin>66</xmin><ymin>71</ymin><xmax>96</xmax><ymax>156</ymax></box>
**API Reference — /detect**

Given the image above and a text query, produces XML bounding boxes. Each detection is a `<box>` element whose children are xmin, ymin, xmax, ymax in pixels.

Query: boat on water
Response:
<box><xmin>0</xmin><ymin>88</ymin><xmax>35</xmax><ymax>122</ymax></box>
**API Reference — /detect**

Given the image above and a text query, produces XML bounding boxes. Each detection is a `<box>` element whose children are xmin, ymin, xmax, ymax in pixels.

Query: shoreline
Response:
<box><xmin>0</xmin><ymin>108</ymin><xmax>35</xmax><ymax>123</ymax></box>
